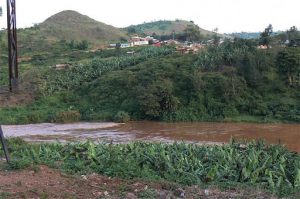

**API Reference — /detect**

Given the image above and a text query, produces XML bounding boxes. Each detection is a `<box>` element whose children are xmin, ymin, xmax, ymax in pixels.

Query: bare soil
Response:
<box><xmin>0</xmin><ymin>165</ymin><xmax>285</xmax><ymax>199</ymax></box>
<box><xmin>0</xmin><ymin>87</ymin><xmax>35</xmax><ymax>108</ymax></box>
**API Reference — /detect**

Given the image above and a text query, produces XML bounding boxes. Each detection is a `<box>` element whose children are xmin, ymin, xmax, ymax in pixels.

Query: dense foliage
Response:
<box><xmin>2</xmin><ymin>139</ymin><xmax>300</xmax><ymax>196</ymax></box>
<box><xmin>40</xmin><ymin>46</ymin><xmax>174</xmax><ymax>95</ymax></box>
<box><xmin>0</xmin><ymin>40</ymin><xmax>299</xmax><ymax>124</ymax></box>
<box><xmin>72</xmin><ymin>40</ymin><xmax>300</xmax><ymax>122</ymax></box>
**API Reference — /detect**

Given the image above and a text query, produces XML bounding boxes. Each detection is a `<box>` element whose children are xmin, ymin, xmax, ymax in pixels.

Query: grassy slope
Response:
<box><xmin>124</xmin><ymin>20</ymin><xmax>218</xmax><ymax>36</ymax></box>
<box><xmin>39</xmin><ymin>10</ymin><xmax>128</xmax><ymax>44</ymax></box>
<box><xmin>15</xmin><ymin>10</ymin><xmax>128</xmax><ymax>54</ymax></box>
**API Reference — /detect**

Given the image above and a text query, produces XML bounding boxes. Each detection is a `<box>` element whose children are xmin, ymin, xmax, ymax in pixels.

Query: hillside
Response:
<box><xmin>16</xmin><ymin>10</ymin><xmax>128</xmax><ymax>53</ymax></box>
<box><xmin>124</xmin><ymin>20</ymin><xmax>218</xmax><ymax>37</ymax></box>
<box><xmin>1</xmin><ymin>43</ymin><xmax>299</xmax><ymax>124</ymax></box>
<box><xmin>39</xmin><ymin>10</ymin><xmax>128</xmax><ymax>43</ymax></box>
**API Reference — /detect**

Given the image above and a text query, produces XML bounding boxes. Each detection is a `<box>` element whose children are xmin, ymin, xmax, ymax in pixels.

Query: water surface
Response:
<box><xmin>3</xmin><ymin>121</ymin><xmax>300</xmax><ymax>152</ymax></box>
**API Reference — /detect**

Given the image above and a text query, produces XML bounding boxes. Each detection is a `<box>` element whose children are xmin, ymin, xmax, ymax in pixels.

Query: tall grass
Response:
<box><xmin>2</xmin><ymin>138</ymin><xmax>300</xmax><ymax>196</ymax></box>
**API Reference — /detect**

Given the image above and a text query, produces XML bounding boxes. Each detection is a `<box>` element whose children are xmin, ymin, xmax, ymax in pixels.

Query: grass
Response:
<box><xmin>0</xmin><ymin>192</ymin><xmax>11</xmax><ymax>199</ymax></box>
<box><xmin>1</xmin><ymin>138</ymin><xmax>300</xmax><ymax>197</ymax></box>
<box><xmin>224</xmin><ymin>115</ymin><xmax>282</xmax><ymax>123</ymax></box>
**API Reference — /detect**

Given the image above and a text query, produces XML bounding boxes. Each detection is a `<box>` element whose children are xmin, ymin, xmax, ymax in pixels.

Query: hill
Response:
<box><xmin>124</xmin><ymin>20</ymin><xmax>218</xmax><ymax>37</ymax></box>
<box><xmin>39</xmin><ymin>10</ymin><xmax>128</xmax><ymax>43</ymax></box>
<box><xmin>225</xmin><ymin>31</ymin><xmax>283</xmax><ymax>40</ymax></box>
<box><xmin>15</xmin><ymin>10</ymin><xmax>128</xmax><ymax>53</ymax></box>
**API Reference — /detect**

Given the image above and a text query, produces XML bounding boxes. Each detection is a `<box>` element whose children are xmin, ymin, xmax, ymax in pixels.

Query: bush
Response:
<box><xmin>54</xmin><ymin>110</ymin><xmax>81</xmax><ymax>123</ymax></box>
<box><xmin>26</xmin><ymin>112</ymin><xmax>44</xmax><ymax>123</ymax></box>
<box><xmin>114</xmin><ymin>111</ymin><xmax>130</xmax><ymax>123</ymax></box>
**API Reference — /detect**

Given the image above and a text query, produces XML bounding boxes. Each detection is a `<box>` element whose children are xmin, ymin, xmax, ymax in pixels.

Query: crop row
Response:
<box><xmin>4</xmin><ymin>138</ymin><xmax>300</xmax><ymax>196</ymax></box>
<box><xmin>39</xmin><ymin>46</ymin><xmax>174</xmax><ymax>95</ymax></box>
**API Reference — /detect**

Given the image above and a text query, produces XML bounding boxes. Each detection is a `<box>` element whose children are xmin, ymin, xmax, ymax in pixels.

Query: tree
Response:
<box><xmin>259</xmin><ymin>24</ymin><xmax>273</xmax><ymax>48</ymax></box>
<box><xmin>136</xmin><ymin>79</ymin><xmax>178</xmax><ymax>119</ymax></box>
<box><xmin>276</xmin><ymin>49</ymin><xmax>300</xmax><ymax>86</ymax></box>
<box><xmin>212</xmin><ymin>33</ymin><xmax>220</xmax><ymax>46</ymax></box>
<box><xmin>184</xmin><ymin>24</ymin><xmax>203</xmax><ymax>42</ymax></box>
<box><xmin>287</xmin><ymin>26</ymin><xmax>300</xmax><ymax>47</ymax></box>
<box><xmin>76</xmin><ymin>40</ymin><xmax>89</xmax><ymax>50</ymax></box>
<box><xmin>127</xmin><ymin>27</ymin><xmax>136</xmax><ymax>34</ymax></box>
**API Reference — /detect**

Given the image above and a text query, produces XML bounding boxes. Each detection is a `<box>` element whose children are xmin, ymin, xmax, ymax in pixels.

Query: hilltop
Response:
<box><xmin>124</xmin><ymin>20</ymin><xmax>218</xmax><ymax>37</ymax></box>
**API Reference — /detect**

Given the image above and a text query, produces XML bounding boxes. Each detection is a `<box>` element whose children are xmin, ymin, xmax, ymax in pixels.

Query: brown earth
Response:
<box><xmin>0</xmin><ymin>164</ymin><xmax>285</xmax><ymax>199</ymax></box>
<box><xmin>0</xmin><ymin>83</ymin><xmax>36</xmax><ymax>108</ymax></box>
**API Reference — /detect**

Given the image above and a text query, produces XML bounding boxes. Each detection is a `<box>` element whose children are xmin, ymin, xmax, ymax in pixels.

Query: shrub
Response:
<box><xmin>114</xmin><ymin>111</ymin><xmax>130</xmax><ymax>123</ymax></box>
<box><xmin>26</xmin><ymin>112</ymin><xmax>44</xmax><ymax>123</ymax></box>
<box><xmin>54</xmin><ymin>110</ymin><xmax>81</xmax><ymax>123</ymax></box>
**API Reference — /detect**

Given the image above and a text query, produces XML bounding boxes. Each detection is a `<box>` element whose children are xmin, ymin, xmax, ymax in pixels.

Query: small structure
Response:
<box><xmin>257</xmin><ymin>45</ymin><xmax>271</xmax><ymax>49</ymax></box>
<box><xmin>126</xmin><ymin>51</ymin><xmax>135</xmax><ymax>55</ymax></box>
<box><xmin>120</xmin><ymin>43</ymin><xmax>130</xmax><ymax>48</ymax></box>
<box><xmin>108</xmin><ymin>43</ymin><xmax>117</xmax><ymax>49</ymax></box>
<box><xmin>130</xmin><ymin>36</ymin><xmax>149</xmax><ymax>46</ymax></box>
<box><xmin>53</xmin><ymin>64</ymin><xmax>71</xmax><ymax>70</ymax></box>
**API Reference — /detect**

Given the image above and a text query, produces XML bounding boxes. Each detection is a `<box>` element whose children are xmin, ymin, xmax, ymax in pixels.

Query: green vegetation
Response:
<box><xmin>0</xmin><ymin>41</ymin><xmax>299</xmax><ymax>124</ymax></box>
<box><xmin>0</xmin><ymin>46</ymin><xmax>175</xmax><ymax>124</ymax></box>
<box><xmin>124</xmin><ymin>19</ymin><xmax>219</xmax><ymax>40</ymax></box>
<box><xmin>259</xmin><ymin>24</ymin><xmax>273</xmax><ymax>48</ymax></box>
<box><xmin>0</xmin><ymin>16</ymin><xmax>299</xmax><ymax>197</ymax></box>
<box><xmin>77</xmin><ymin>43</ymin><xmax>299</xmax><ymax>122</ymax></box>
<box><xmin>0</xmin><ymin>10</ymin><xmax>128</xmax><ymax>56</ymax></box>
<box><xmin>39</xmin><ymin>46</ymin><xmax>173</xmax><ymax>95</ymax></box>
<box><xmin>1</xmin><ymin>138</ymin><xmax>300</xmax><ymax>196</ymax></box>
<box><xmin>0</xmin><ymin>17</ymin><xmax>299</xmax><ymax>124</ymax></box>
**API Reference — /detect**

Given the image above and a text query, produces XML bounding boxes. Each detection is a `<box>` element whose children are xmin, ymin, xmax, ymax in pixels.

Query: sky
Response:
<box><xmin>0</xmin><ymin>0</ymin><xmax>299</xmax><ymax>33</ymax></box>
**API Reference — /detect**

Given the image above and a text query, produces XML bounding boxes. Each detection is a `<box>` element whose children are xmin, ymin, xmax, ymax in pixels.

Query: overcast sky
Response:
<box><xmin>0</xmin><ymin>0</ymin><xmax>299</xmax><ymax>33</ymax></box>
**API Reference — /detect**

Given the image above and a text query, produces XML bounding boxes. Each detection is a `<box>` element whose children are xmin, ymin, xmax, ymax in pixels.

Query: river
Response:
<box><xmin>2</xmin><ymin>121</ymin><xmax>300</xmax><ymax>152</ymax></box>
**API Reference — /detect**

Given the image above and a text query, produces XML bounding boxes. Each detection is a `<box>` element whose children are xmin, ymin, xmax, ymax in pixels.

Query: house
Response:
<box><xmin>153</xmin><ymin>42</ymin><xmax>161</xmax><ymax>47</ymax></box>
<box><xmin>108</xmin><ymin>44</ymin><xmax>117</xmax><ymax>49</ymax></box>
<box><xmin>130</xmin><ymin>36</ymin><xmax>149</xmax><ymax>46</ymax></box>
<box><xmin>121</xmin><ymin>43</ymin><xmax>130</xmax><ymax>48</ymax></box>
<box><xmin>257</xmin><ymin>45</ymin><xmax>271</xmax><ymax>49</ymax></box>
<box><xmin>133</xmin><ymin>40</ymin><xmax>149</xmax><ymax>46</ymax></box>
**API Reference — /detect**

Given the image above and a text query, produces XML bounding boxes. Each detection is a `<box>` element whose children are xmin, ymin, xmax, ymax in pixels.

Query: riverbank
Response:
<box><xmin>0</xmin><ymin>165</ymin><xmax>282</xmax><ymax>199</ymax></box>
<box><xmin>1</xmin><ymin>139</ymin><xmax>299</xmax><ymax>198</ymax></box>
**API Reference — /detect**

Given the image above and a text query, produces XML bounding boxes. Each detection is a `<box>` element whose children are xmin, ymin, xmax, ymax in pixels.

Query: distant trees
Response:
<box><xmin>67</xmin><ymin>40</ymin><xmax>89</xmax><ymax>50</ymax></box>
<box><xmin>276</xmin><ymin>48</ymin><xmax>300</xmax><ymax>86</ymax></box>
<box><xmin>287</xmin><ymin>26</ymin><xmax>300</xmax><ymax>47</ymax></box>
<box><xmin>127</xmin><ymin>27</ymin><xmax>137</xmax><ymax>34</ymax></box>
<box><xmin>183</xmin><ymin>24</ymin><xmax>203</xmax><ymax>42</ymax></box>
<box><xmin>273</xmin><ymin>25</ymin><xmax>300</xmax><ymax>46</ymax></box>
<box><xmin>259</xmin><ymin>24</ymin><xmax>273</xmax><ymax>48</ymax></box>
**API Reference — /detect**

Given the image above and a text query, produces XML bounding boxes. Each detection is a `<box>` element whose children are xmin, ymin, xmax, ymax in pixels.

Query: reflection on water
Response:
<box><xmin>2</xmin><ymin>121</ymin><xmax>300</xmax><ymax>152</ymax></box>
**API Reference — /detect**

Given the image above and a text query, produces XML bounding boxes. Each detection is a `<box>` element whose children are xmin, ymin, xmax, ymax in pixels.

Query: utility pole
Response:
<box><xmin>6</xmin><ymin>0</ymin><xmax>18</xmax><ymax>92</ymax></box>
<box><xmin>0</xmin><ymin>126</ymin><xmax>10</xmax><ymax>163</ymax></box>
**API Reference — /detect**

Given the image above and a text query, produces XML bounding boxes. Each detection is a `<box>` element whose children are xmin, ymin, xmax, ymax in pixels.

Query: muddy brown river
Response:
<box><xmin>2</xmin><ymin>121</ymin><xmax>300</xmax><ymax>152</ymax></box>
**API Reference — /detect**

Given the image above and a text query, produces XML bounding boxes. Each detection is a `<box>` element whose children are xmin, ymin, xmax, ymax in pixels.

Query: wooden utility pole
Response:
<box><xmin>0</xmin><ymin>126</ymin><xmax>10</xmax><ymax>163</ymax></box>
<box><xmin>6</xmin><ymin>0</ymin><xmax>18</xmax><ymax>92</ymax></box>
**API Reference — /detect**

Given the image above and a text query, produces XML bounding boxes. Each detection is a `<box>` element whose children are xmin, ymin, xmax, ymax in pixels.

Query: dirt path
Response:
<box><xmin>0</xmin><ymin>165</ymin><xmax>283</xmax><ymax>199</ymax></box>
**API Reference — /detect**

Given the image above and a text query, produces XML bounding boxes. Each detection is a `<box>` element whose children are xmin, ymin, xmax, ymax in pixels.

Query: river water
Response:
<box><xmin>2</xmin><ymin>121</ymin><xmax>300</xmax><ymax>152</ymax></box>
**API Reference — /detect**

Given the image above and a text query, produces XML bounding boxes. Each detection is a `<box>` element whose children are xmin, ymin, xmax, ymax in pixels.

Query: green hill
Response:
<box><xmin>39</xmin><ymin>10</ymin><xmax>128</xmax><ymax>43</ymax></box>
<box><xmin>124</xmin><ymin>20</ymin><xmax>217</xmax><ymax>37</ymax></box>
<box><xmin>15</xmin><ymin>10</ymin><xmax>128</xmax><ymax>53</ymax></box>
